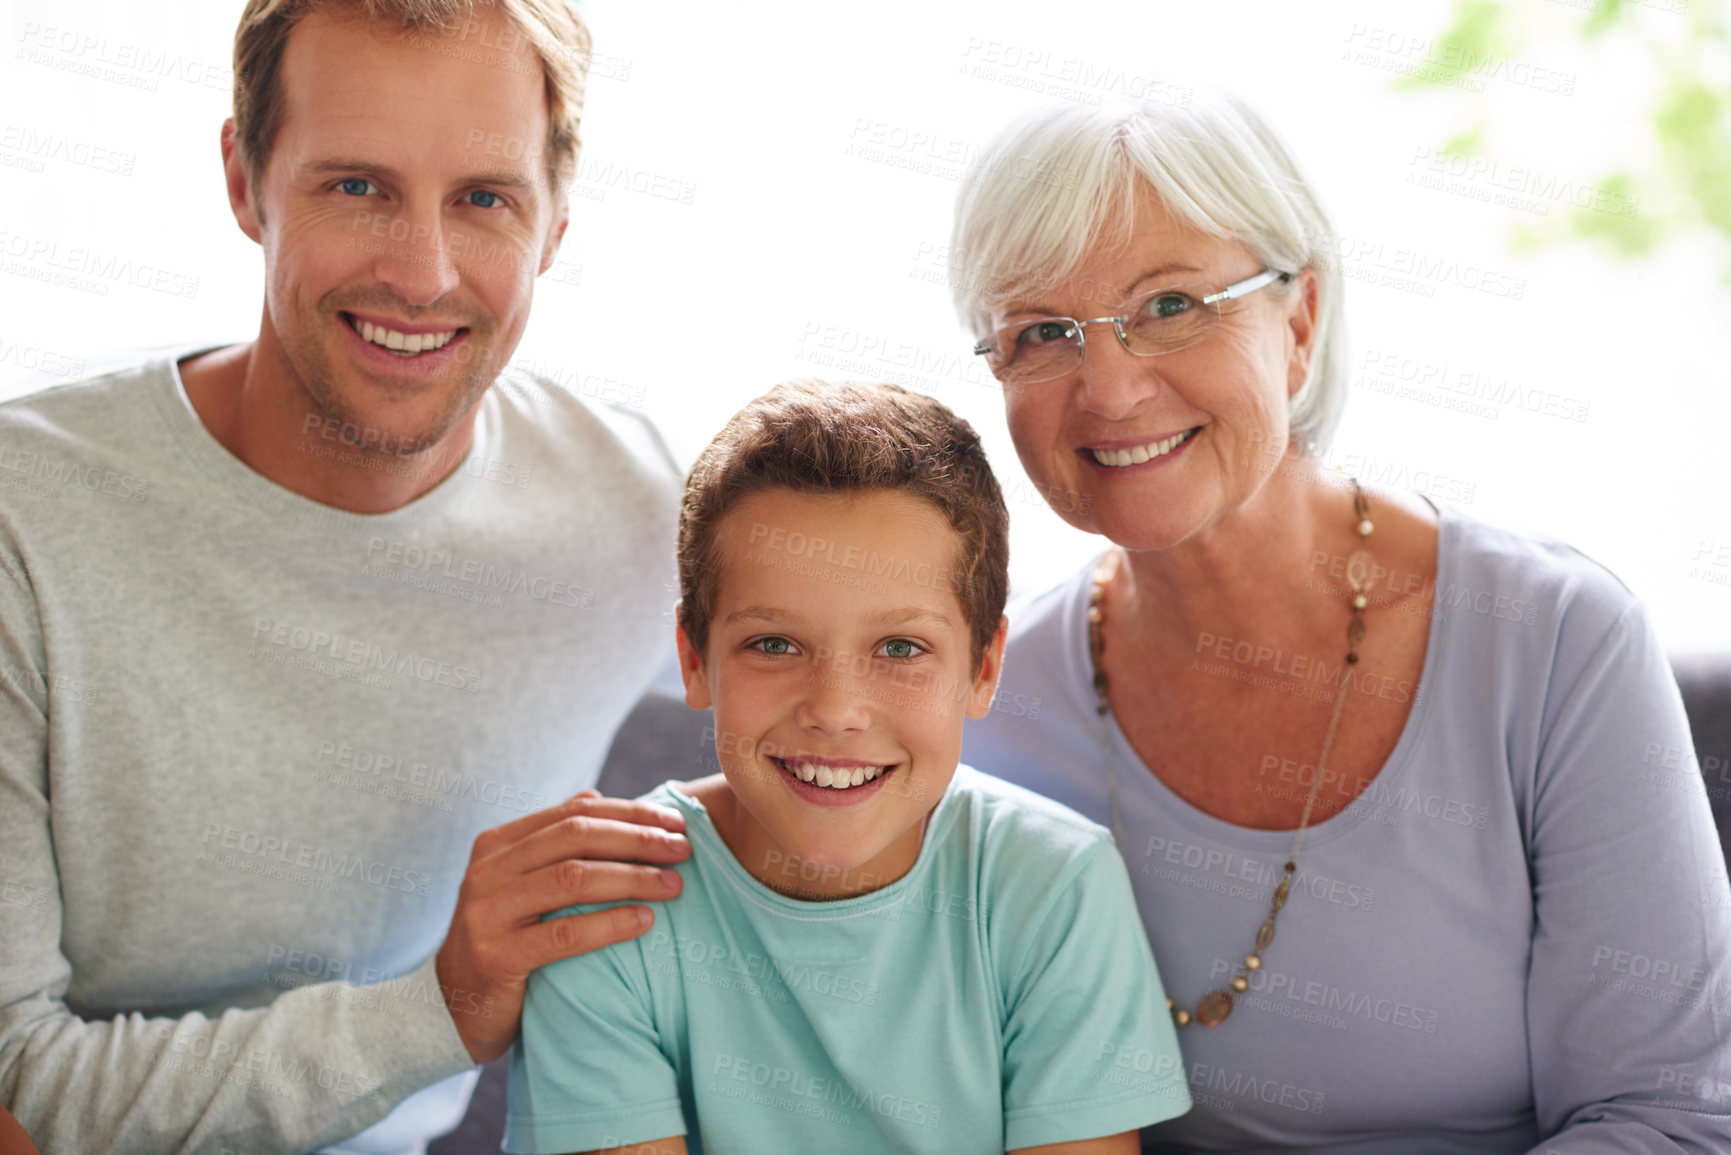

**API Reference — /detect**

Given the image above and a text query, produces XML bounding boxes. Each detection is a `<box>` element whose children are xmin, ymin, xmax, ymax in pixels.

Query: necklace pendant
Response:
<box><xmin>1345</xmin><ymin>547</ymin><xmax>1376</xmax><ymax>593</ymax></box>
<box><xmin>1195</xmin><ymin>990</ymin><xmax>1235</xmax><ymax>1026</ymax></box>
<box><xmin>1094</xmin><ymin>481</ymin><xmax>1368</xmax><ymax>1036</ymax></box>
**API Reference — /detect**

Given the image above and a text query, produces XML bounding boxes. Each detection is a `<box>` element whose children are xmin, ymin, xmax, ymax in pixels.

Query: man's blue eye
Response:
<box><xmin>339</xmin><ymin>178</ymin><xmax>375</xmax><ymax>197</ymax></box>
<box><xmin>468</xmin><ymin>190</ymin><xmax>502</xmax><ymax>209</ymax></box>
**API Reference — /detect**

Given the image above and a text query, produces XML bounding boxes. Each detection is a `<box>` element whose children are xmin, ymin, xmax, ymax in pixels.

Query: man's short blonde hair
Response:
<box><xmin>232</xmin><ymin>0</ymin><xmax>591</xmax><ymax>200</ymax></box>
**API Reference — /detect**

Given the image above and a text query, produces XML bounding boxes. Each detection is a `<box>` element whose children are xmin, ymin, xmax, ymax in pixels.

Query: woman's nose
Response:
<box><xmin>1074</xmin><ymin>324</ymin><xmax>1164</xmax><ymax>420</ymax></box>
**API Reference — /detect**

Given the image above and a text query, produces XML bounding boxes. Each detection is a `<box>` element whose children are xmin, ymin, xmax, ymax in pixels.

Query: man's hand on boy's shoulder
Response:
<box><xmin>435</xmin><ymin>790</ymin><xmax>691</xmax><ymax>1064</ymax></box>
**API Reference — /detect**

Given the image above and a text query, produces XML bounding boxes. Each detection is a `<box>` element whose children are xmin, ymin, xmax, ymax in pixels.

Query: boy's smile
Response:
<box><xmin>769</xmin><ymin>755</ymin><xmax>896</xmax><ymax>805</ymax></box>
<box><xmin>677</xmin><ymin>487</ymin><xmax>1005</xmax><ymax>899</ymax></box>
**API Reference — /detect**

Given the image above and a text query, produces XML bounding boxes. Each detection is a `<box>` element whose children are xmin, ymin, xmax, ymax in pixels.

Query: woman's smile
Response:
<box><xmin>1082</xmin><ymin>425</ymin><xmax>1203</xmax><ymax>469</ymax></box>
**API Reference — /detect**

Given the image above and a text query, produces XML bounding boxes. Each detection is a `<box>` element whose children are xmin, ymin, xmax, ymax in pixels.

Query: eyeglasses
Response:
<box><xmin>972</xmin><ymin>268</ymin><xmax>1293</xmax><ymax>387</ymax></box>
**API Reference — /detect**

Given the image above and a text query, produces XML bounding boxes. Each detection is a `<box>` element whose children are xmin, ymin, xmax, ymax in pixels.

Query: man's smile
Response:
<box><xmin>340</xmin><ymin>311</ymin><xmax>470</xmax><ymax>359</ymax></box>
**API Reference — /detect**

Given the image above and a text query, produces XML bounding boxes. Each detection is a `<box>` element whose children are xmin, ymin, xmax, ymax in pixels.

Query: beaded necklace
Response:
<box><xmin>1087</xmin><ymin>479</ymin><xmax>1372</xmax><ymax>1028</ymax></box>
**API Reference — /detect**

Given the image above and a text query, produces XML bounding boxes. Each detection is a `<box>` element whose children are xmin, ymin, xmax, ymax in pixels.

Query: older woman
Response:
<box><xmin>955</xmin><ymin>93</ymin><xmax>1731</xmax><ymax>1153</ymax></box>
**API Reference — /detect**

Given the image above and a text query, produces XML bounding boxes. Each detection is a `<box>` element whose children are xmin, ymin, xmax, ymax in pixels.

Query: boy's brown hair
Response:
<box><xmin>678</xmin><ymin>380</ymin><xmax>1009</xmax><ymax>666</ymax></box>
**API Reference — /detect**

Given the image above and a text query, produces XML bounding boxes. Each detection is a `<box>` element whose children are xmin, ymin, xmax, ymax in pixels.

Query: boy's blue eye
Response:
<box><xmin>757</xmin><ymin>637</ymin><xmax>793</xmax><ymax>656</ymax></box>
<box><xmin>881</xmin><ymin>639</ymin><xmax>920</xmax><ymax>659</ymax></box>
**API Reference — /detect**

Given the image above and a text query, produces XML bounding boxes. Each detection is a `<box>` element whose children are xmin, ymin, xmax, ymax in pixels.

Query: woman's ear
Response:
<box><xmin>964</xmin><ymin>616</ymin><xmax>1010</xmax><ymax>720</ymax></box>
<box><xmin>1284</xmin><ymin>268</ymin><xmax>1320</xmax><ymax>398</ymax></box>
<box><xmin>675</xmin><ymin>611</ymin><xmax>713</xmax><ymax>711</ymax></box>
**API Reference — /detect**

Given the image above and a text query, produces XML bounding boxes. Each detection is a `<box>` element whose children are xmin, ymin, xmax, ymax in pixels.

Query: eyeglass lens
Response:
<box><xmin>992</xmin><ymin>286</ymin><xmax>1222</xmax><ymax>385</ymax></box>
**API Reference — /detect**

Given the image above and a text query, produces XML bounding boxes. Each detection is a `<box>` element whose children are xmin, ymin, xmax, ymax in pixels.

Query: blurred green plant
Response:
<box><xmin>1398</xmin><ymin>0</ymin><xmax>1729</xmax><ymax>278</ymax></box>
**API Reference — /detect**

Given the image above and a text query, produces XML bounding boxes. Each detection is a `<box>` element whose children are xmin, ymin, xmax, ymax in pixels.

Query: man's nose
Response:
<box><xmin>368</xmin><ymin>206</ymin><xmax>461</xmax><ymax>307</ymax></box>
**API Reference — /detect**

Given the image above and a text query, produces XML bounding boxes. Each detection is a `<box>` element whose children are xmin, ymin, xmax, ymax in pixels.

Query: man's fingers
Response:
<box><xmin>468</xmin><ymin>812</ymin><xmax>690</xmax><ymax>901</ymax></box>
<box><xmin>513</xmin><ymin>810</ymin><xmax>692</xmax><ymax>872</ymax></box>
<box><xmin>466</xmin><ymin>791</ymin><xmax>686</xmax><ymax>866</ymax></box>
<box><xmin>562</xmin><ymin>794</ymin><xmax>686</xmax><ymax>834</ymax></box>
<box><xmin>500</xmin><ymin>858</ymin><xmax>682</xmax><ymax>926</ymax></box>
<box><xmin>445</xmin><ymin>860</ymin><xmax>679</xmax><ymax>989</ymax></box>
<box><xmin>522</xmin><ymin>903</ymin><xmax>657</xmax><ymax>970</ymax></box>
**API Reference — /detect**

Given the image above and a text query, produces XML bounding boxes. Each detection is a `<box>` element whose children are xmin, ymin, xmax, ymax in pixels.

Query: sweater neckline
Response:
<box><xmin>144</xmin><ymin>343</ymin><xmax>495</xmax><ymax>532</ymax></box>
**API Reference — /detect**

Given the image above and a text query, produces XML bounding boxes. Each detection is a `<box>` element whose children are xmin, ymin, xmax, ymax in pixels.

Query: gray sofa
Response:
<box><xmin>428</xmin><ymin>657</ymin><xmax>1731</xmax><ymax>1154</ymax></box>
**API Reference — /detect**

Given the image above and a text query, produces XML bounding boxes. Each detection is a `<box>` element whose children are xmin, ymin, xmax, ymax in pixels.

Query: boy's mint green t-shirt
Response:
<box><xmin>504</xmin><ymin>765</ymin><xmax>1190</xmax><ymax>1154</ymax></box>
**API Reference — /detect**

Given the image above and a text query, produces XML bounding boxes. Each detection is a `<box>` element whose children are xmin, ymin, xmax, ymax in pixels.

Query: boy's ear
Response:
<box><xmin>963</xmin><ymin>616</ymin><xmax>1009</xmax><ymax>720</ymax></box>
<box><xmin>675</xmin><ymin>613</ymin><xmax>713</xmax><ymax>711</ymax></box>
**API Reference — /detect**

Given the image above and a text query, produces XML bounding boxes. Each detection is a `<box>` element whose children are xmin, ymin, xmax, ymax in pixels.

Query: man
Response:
<box><xmin>0</xmin><ymin>2</ymin><xmax>691</xmax><ymax>1152</ymax></box>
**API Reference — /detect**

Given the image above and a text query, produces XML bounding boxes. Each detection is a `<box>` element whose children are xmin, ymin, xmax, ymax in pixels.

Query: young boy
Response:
<box><xmin>504</xmin><ymin>381</ymin><xmax>1189</xmax><ymax>1154</ymax></box>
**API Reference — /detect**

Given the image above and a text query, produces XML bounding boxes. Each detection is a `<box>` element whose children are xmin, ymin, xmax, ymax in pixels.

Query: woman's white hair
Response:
<box><xmin>950</xmin><ymin>89</ymin><xmax>1347</xmax><ymax>453</ymax></box>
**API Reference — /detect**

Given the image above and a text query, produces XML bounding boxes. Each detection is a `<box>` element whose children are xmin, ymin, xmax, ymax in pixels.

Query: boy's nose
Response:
<box><xmin>794</xmin><ymin>666</ymin><xmax>872</xmax><ymax>734</ymax></box>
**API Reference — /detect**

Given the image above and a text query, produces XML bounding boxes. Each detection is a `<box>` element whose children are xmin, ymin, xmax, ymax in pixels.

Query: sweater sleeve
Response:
<box><xmin>0</xmin><ymin>533</ymin><xmax>477</xmax><ymax>1155</ymax></box>
<box><xmin>1521</xmin><ymin>598</ymin><xmax>1731</xmax><ymax>1152</ymax></box>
